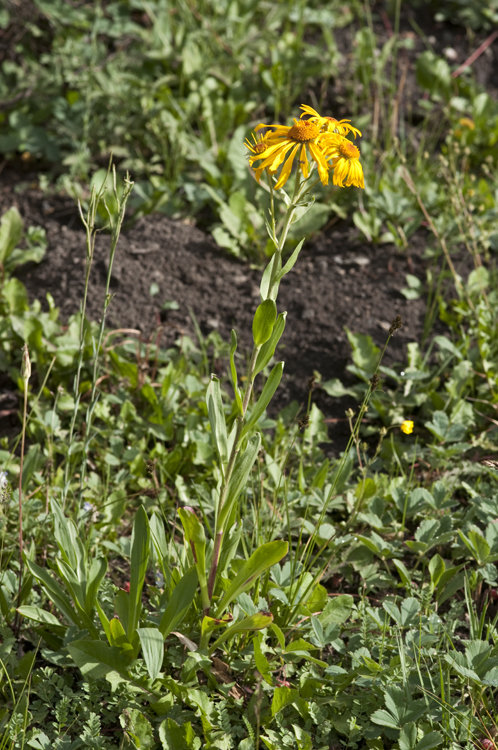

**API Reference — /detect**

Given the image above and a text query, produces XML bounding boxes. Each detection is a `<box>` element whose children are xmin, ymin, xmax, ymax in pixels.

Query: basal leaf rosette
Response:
<box><xmin>246</xmin><ymin>103</ymin><xmax>364</xmax><ymax>190</ymax></box>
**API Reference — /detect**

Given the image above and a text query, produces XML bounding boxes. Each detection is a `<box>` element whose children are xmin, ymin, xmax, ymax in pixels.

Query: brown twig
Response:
<box><xmin>452</xmin><ymin>29</ymin><xmax>498</xmax><ymax>78</ymax></box>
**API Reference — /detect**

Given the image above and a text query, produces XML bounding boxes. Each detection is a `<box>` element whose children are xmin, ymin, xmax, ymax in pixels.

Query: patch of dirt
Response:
<box><xmin>3</xmin><ymin>183</ymin><xmax>428</xmax><ymax>450</ymax></box>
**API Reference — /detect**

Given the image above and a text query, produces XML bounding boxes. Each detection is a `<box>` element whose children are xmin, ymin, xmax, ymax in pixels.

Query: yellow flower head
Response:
<box><xmin>458</xmin><ymin>117</ymin><xmax>475</xmax><ymax>130</ymax></box>
<box><xmin>324</xmin><ymin>137</ymin><xmax>364</xmax><ymax>189</ymax></box>
<box><xmin>248</xmin><ymin>105</ymin><xmax>364</xmax><ymax>190</ymax></box>
<box><xmin>249</xmin><ymin>117</ymin><xmax>331</xmax><ymax>188</ymax></box>
<box><xmin>400</xmin><ymin>420</ymin><xmax>414</xmax><ymax>435</ymax></box>
<box><xmin>244</xmin><ymin>132</ymin><xmax>272</xmax><ymax>182</ymax></box>
<box><xmin>300</xmin><ymin>104</ymin><xmax>362</xmax><ymax>139</ymax></box>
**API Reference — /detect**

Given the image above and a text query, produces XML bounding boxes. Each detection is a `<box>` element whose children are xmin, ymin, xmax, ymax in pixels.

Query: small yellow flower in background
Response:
<box><xmin>246</xmin><ymin>103</ymin><xmax>364</xmax><ymax>190</ymax></box>
<box><xmin>458</xmin><ymin>117</ymin><xmax>475</xmax><ymax>130</ymax></box>
<box><xmin>401</xmin><ymin>420</ymin><xmax>414</xmax><ymax>435</ymax></box>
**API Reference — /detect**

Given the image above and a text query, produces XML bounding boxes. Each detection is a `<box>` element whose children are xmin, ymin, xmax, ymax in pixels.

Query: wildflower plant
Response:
<box><xmin>181</xmin><ymin>104</ymin><xmax>366</xmax><ymax>644</ymax></box>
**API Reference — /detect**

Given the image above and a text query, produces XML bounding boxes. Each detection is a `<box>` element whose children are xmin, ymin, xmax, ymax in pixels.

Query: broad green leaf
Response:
<box><xmin>218</xmin><ymin>433</ymin><xmax>261</xmax><ymax>529</ymax></box>
<box><xmin>229</xmin><ymin>330</ymin><xmax>243</xmax><ymax>414</ymax></box>
<box><xmin>210</xmin><ymin>611</ymin><xmax>273</xmax><ymax>652</ymax></box>
<box><xmin>253</xmin><ymin>299</ymin><xmax>277</xmax><ymax>346</ymax></box>
<box><xmin>271</xmin><ymin>686</ymin><xmax>300</xmax><ymax>717</ymax></box>
<box><xmin>17</xmin><ymin>606</ymin><xmax>65</xmax><ymax>629</ymax></box>
<box><xmin>0</xmin><ymin>206</ymin><xmax>23</xmax><ymax>263</ymax></box>
<box><xmin>318</xmin><ymin>595</ymin><xmax>354</xmax><ymax>625</ymax></box>
<box><xmin>254</xmin><ymin>312</ymin><xmax>287</xmax><ymax>376</ymax></box>
<box><xmin>240</xmin><ymin>362</ymin><xmax>284</xmax><ymax>439</ymax></box>
<box><xmin>120</xmin><ymin>708</ymin><xmax>155</xmax><ymax>750</ymax></box>
<box><xmin>159</xmin><ymin>718</ymin><xmax>197</xmax><ymax>750</ymax></box>
<box><xmin>159</xmin><ymin>566</ymin><xmax>198</xmax><ymax>638</ymax></box>
<box><xmin>206</xmin><ymin>377</ymin><xmax>228</xmax><ymax>468</ymax></box>
<box><xmin>429</xmin><ymin>554</ymin><xmax>445</xmax><ymax>588</ymax></box>
<box><xmin>137</xmin><ymin>627</ymin><xmax>164</xmax><ymax>680</ymax></box>
<box><xmin>345</xmin><ymin>328</ymin><xmax>380</xmax><ymax>378</ymax></box>
<box><xmin>216</xmin><ymin>540</ymin><xmax>288</xmax><ymax>616</ymax></box>
<box><xmin>128</xmin><ymin>506</ymin><xmax>150</xmax><ymax>641</ymax></box>
<box><xmin>414</xmin><ymin>732</ymin><xmax>443</xmax><ymax>750</ymax></box>
<box><xmin>253</xmin><ymin>634</ymin><xmax>273</xmax><ymax>685</ymax></box>
<box><xmin>459</xmin><ymin>528</ymin><xmax>490</xmax><ymax>565</ymax></box>
<box><xmin>400</xmin><ymin>597</ymin><xmax>420</xmax><ymax>626</ymax></box>
<box><xmin>67</xmin><ymin>639</ymin><xmax>131</xmax><ymax>681</ymax></box>
<box><xmin>399</xmin><ymin>723</ymin><xmax>417</xmax><ymax>750</ymax></box>
<box><xmin>370</xmin><ymin>709</ymin><xmax>399</xmax><ymax>729</ymax></box>
<box><xmin>109</xmin><ymin>618</ymin><xmax>134</xmax><ymax>663</ymax></box>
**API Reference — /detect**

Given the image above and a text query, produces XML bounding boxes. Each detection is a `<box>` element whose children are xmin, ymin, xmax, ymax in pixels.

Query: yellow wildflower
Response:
<box><xmin>249</xmin><ymin>118</ymin><xmax>331</xmax><ymax>188</ymax></box>
<box><xmin>299</xmin><ymin>104</ymin><xmax>362</xmax><ymax>139</ymax></box>
<box><xmin>458</xmin><ymin>117</ymin><xmax>475</xmax><ymax>130</ymax></box>
<box><xmin>400</xmin><ymin>420</ymin><xmax>414</xmax><ymax>435</ymax></box>
<box><xmin>244</xmin><ymin>132</ymin><xmax>271</xmax><ymax>182</ymax></box>
<box><xmin>324</xmin><ymin>137</ymin><xmax>365</xmax><ymax>189</ymax></box>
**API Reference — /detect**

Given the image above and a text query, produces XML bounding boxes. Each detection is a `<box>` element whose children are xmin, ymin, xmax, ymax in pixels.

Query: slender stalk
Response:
<box><xmin>62</xmin><ymin>170</ymin><xmax>109</xmax><ymax>508</ymax></box>
<box><xmin>78</xmin><ymin>170</ymin><xmax>134</xmax><ymax>495</ymax></box>
<box><xmin>14</xmin><ymin>345</ymin><xmax>30</xmax><ymax>634</ymax></box>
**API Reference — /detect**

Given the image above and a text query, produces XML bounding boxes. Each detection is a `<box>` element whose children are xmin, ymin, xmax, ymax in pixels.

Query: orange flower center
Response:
<box><xmin>254</xmin><ymin>142</ymin><xmax>268</xmax><ymax>153</ymax></box>
<box><xmin>288</xmin><ymin>120</ymin><xmax>320</xmax><ymax>142</ymax></box>
<box><xmin>339</xmin><ymin>141</ymin><xmax>360</xmax><ymax>159</ymax></box>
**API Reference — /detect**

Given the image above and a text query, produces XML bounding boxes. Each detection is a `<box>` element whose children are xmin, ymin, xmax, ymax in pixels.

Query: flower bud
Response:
<box><xmin>21</xmin><ymin>344</ymin><xmax>31</xmax><ymax>388</ymax></box>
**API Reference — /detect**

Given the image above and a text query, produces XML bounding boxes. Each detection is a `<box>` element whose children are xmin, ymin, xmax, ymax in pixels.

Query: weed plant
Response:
<box><xmin>1</xmin><ymin>1</ymin><xmax>498</xmax><ymax>748</ymax></box>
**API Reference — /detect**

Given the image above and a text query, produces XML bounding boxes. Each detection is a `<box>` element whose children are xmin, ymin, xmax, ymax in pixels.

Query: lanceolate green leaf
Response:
<box><xmin>209</xmin><ymin>612</ymin><xmax>273</xmax><ymax>653</ymax></box>
<box><xmin>260</xmin><ymin>252</ymin><xmax>282</xmax><ymax>301</ymax></box>
<box><xmin>159</xmin><ymin>566</ymin><xmax>198</xmax><ymax>638</ymax></box>
<box><xmin>215</xmin><ymin>540</ymin><xmax>288</xmax><ymax>616</ymax></box>
<box><xmin>277</xmin><ymin>238</ymin><xmax>304</xmax><ymax>280</ymax></box>
<box><xmin>85</xmin><ymin>557</ymin><xmax>107</xmax><ymax>614</ymax></box>
<box><xmin>137</xmin><ymin>627</ymin><xmax>164</xmax><ymax>680</ymax></box>
<box><xmin>254</xmin><ymin>312</ymin><xmax>287</xmax><ymax>376</ymax></box>
<box><xmin>218</xmin><ymin>433</ymin><xmax>261</xmax><ymax>529</ymax></box>
<box><xmin>128</xmin><ymin>506</ymin><xmax>150</xmax><ymax>641</ymax></box>
<box><xmin>206</xmin><ymin>376</ymin><xmax>228</xmax><ymax>469</ymax></box>
<box><xmin>25</xmin><ymin>559</ymin><xmax>85</xmax><ymax>631</ymax></box>
<box><xmin>51</xmin><ymin>498</ymin><xmax>79</xmax><ymax>569</ymax></box>
<box><xmin>229</xmin><ymin>330</ymin><xmax>243</xmax><ymax>414</ymax></box>
<box><xmin>178</xmin><ymin>508</ymin><xmax>208</xmax><ymax>609</ymax></box>
<box><xmin>252</xmin><ymin>299</ymin><xmax>277</xmax><ymax>346</ymax></box>
<box><xmin>240</xmin><ymin>362</ymin><xmax>284</xmax><ymax>439</ymax></box>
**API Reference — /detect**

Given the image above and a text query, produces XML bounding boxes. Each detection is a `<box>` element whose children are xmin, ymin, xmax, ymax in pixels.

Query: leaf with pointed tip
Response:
<box><xmin>137</xmin><ymin>627</ymin><xmax>164</xmax><ymax>680</ymax></box>
<box><xmin>128</xmin><ymin>506</ymin><xmax>150</xmax><ymax>642</ymax></box>
<box><xmin>207</xmin><ymin>377</ymin><xmax>228</xmax><ymax>468</ymax></box>
<box><xmin>159</xmin><ymin>566</ymin><xmax>198</xmax><ymax>638</ymax></box>
<box><xmin>240</xmin><ymin>362</ymin><xmax>283</xmax><ymax>440</ymax></box>
<box><xmin>215</xmin><ymin>540</ymin><xmax>288</xmax><ymax>616</ymax></box>
<box><xmin>254</xmin><ymin>312</ymin><xmax>287</xmax><ymax>376</ymax></box>
<box><xmin>210</xmin><ymin>612</ymin><xmax>273</xmax><ymax>652</ymax></box>
<box><xmin>218</xmin><ymin>434</ymin><xmax>261</xmax><ymax>529</ymax></box>
<box><xmin>253</xmin><ymin>299</ymin><xmax>277</xmax><ymax>346</ymax></box>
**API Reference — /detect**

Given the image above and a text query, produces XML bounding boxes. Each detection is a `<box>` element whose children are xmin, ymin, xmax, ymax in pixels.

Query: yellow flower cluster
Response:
<box><xmin>245</xmin><ymin>105</ymin><xmax>364</xmax><ymax>190</ymax></box>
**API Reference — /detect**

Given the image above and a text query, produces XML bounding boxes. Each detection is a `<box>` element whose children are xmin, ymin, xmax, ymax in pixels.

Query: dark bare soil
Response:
<box><xmin>1</xmin><ymin>182</ymin><xmax>429</xmax><ymax>448</ymax></box>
